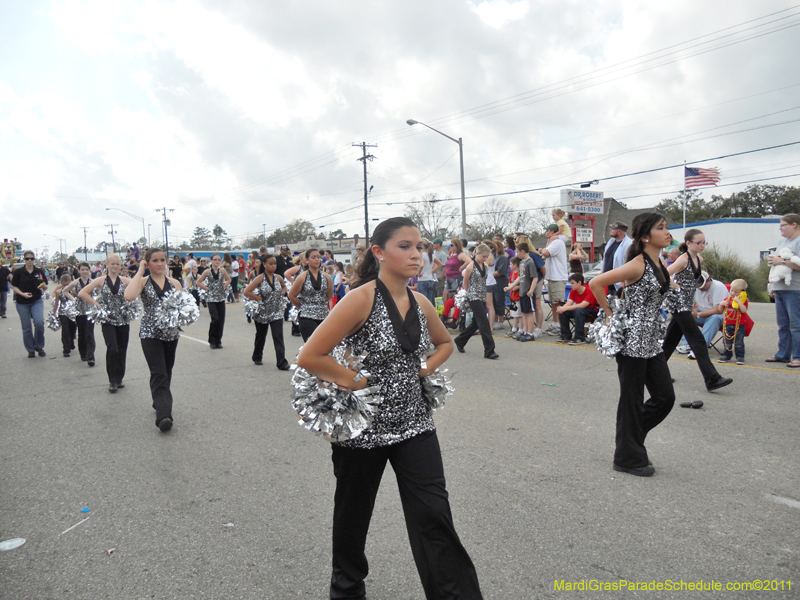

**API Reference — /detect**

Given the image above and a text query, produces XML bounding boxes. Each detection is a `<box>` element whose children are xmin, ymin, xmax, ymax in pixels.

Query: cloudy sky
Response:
<box><xmin>2</xmin><ymin>0</ymin><xmax>799</xmax><ymax>256</ymax></box>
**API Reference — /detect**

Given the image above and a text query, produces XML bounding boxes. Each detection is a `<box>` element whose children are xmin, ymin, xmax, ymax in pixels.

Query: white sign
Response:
<box><xmin>561</xmin><ymin>189</ymin><xmax>604</xmax><ymax>215</ymax></box>
<box><xmin>575</xmin><ymin>227</ymin><xmax>593</xmax><ymax>243</ymax></box>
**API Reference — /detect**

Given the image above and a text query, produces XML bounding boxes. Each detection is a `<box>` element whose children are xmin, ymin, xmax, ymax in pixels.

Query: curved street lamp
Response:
<box><xmin>407</xmin><ymin>119</ymin><xmax>467</xmax><ymax>237</ymax></box>
<box><xmin>105</xmin><ymin>208</ymin><xmax>147</xmax><ymax>244</ymax></box>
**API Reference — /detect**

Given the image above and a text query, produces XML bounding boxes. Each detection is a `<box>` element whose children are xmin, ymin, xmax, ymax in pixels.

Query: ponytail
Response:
<box><xmin>679</xmin><ymin>228</ymin><xmax>703</xmax><ymax>253</ymax></box>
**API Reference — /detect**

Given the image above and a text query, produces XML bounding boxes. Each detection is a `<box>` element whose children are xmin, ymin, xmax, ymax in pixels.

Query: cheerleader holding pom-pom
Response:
<box><xmin>296</xmin><ymin>217</ymin><xmax>483</xmax><ymax>600</ymax></box>
<box><xmin>125</xmin><ymin>249</ymin><xmax>184</xmax><ymax>432</ymax></box>
<box><xmin>52</xmin><ymin>273</ymin><xmax>77</xmax><ymax>356</ymax></box>
<box><xmin>77</xmin><ymin>254</ymin><xmax>134</xmax><ymax>393</ymax></box>
<box><xmin>243</xmin><ymin>254</ymin><xmax>290</xmax><ymax>370</ymax></box>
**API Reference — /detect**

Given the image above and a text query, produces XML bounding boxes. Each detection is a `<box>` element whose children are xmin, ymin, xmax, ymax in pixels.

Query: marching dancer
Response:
<box><xmin>52</xmin><ymin>273</ymin><xmax>77</xmax><ymax>357</ymax></box>
<box><xmin>125</xmin><ymin>248</ymin><xmax>184</xmax><ymax>432</ymax></box>
<box><xmin>288</xmin><ymin>249</ymin><xmax>333</xmax><ymax>342</ymax></box>
<box><xmin>297</xmin><ymin>217</ymin><xmax>483</xmax><ymax>600</ymax></box>
<box><xmin>197</xmin><ymin>253</ymin><xmax>231</xmax><ymax>349</ymax></box>
<box><xmin>63</xmin><ymin>262</ymin><xmax>96</xmax><ymax>366</ymax></box>
<box><xmin>243</xmin><ymin>254</ymin><xmax>290</xmax><ymax>370</ymax></box>
<box><xmin>454</xmin><ymin>243</ymin><xmax>499</xmax><ymax>359</ymax></box>
<box><xmin>78</xmin><ymin>254</ymin><xmax>134</xmax><ymax>393</ymax></box>
<box><xmin>589</xmin><ymin>212</ymin><xmax>677</xmax><ymax>477</ymax></box>
<box><xmin>662</xmin><ymin>228</ymin><xmax>732</xmax><ymax>392</ymax></box>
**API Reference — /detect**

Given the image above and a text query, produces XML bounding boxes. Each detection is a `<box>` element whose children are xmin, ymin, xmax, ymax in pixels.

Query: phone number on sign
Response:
<box><xmin>554</xmin><ymin>579</ymin><xmax>792</xmax><ymax>592</ymax></box>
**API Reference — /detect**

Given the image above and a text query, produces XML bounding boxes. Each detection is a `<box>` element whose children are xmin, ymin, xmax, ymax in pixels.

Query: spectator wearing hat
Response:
<box><xmin>675</xmin><ymin>271</ymin><xmax>728</xmax><ymax>353</ymax></box>
<box><xmin>600</xmin><ymin>221</ymin><xmax>632</xmax><ymax>297</ymax></box>
<box><xmin>539</xmin><ymin>224</ymin><xmax>568</xmax><ymax>335</ymax></box>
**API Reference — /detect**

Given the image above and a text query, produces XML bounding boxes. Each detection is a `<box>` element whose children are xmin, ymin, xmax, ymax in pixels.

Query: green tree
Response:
<box><xmin>212</xmin><ymin>225</ymin><xmax>230</xmax><ymax>250</ymax></box>
<box><xmin>266</xmin><ymin>219</ymin><xmax>315</xmax><ymax>245</ymax></box>
<box><xmin>328</xmin><ymin>229</ymin><xmax>346</xmax><ymax>239</ymax></box>
<box><xmin>190</xmin><ymin>227</ymin><xmax>213</xmax><ymax>249</ymax></box>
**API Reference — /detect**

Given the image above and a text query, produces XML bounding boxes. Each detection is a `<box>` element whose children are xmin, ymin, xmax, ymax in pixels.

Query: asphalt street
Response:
<box><xmin>1</xmin><ymin>293</ymin><xmax>798</xmax><ymax>599</ymax></box>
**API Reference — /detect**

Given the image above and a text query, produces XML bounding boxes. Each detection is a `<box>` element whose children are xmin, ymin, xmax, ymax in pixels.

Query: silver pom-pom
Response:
<box><xmin>196</xmin><ymin>287</ymin><xmax>207</xmax><ymax>302</ymax></box>
<box><xmin>86</xmin><ymin>303</ymin><xmax>110</xmax><ymax>324</ymax></box>
<box><xmin>63</xmin><ymin>299</ymin><xmax>81</xmax><ymax>321</ymax></box>
<box><xmin>44</xmin><ymin>291</ymin><xmax>51</xmax><ymax>300</ymax></box>
<box><xmin>661</xmin><ymin>287</ymin><xmax>681</xmax><ymax>314</ymax></box>
<box><xmin>288</xmin><ymin>305</ymin><xmax>300</xmax><ymax>324</ymax></box>
<box><xmin>589</xmin><ymin>295</ymin><xmax>628</xmax><ymax>358</ymax></box>
<box><xmin>243</xmin><ymin>298</ymin><xmax>266</xmax><ymax>320</ymax></box>
<box><xmin>119</xmin><ymin>298</ymin><xmax>143</xmax><ymax>322</ymax></box>
<box><xmin>47</xmin><ymin>312</ymin><xmax>61</xmax><ymax>331</ymax></box>
<box><xmin>420</xmin><ymin>368</ymin><xmax>454</xmax><ymax>410</ymax></box>
<box><xmin>454</xmin><ymin>288</ymin><xmax>471</xmax><ymax>312</ymax></box>
<box><xmin>290</xmin><ymin>345</ymin><xmax>383</xmax><ymax>442</ymax></box>
<box><xmin>154</xmin><ymin>289</ymin><xmax>199</xmax><ymax>335</ymax></box>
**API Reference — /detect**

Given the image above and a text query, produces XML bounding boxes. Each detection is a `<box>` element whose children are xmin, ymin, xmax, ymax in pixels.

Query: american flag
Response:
<box><xmin>685</xmin><ymin>166</ymin><xmax>721</xmax><ymax>189</ymax></box>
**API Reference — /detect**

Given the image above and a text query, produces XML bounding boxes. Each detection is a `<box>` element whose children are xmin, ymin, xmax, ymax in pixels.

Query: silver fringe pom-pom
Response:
<box><xmin>196</xmin><ymin>287</ymin><xmax>207</xmax><ymax>302</ymax></box>
<box><xmin>154</xmin><ymin>289</ymin><xmax>200</xmax><ymax>334</ymax></box>
<box><xmin>420</xmin><ymin>369</ymin><xmax>454</xmax><ymax>410</ymax></box>
<box><xmin>288</xmin><ymin>305</ymin><xmax>300</xmax><ymax>324</ymax></box>
<box><xmin>44</xmin><ymin>291</ymin><xmax>51</xmax><ymax>300</ymax></box>
<box><xmin>243</xmin><ymin>298</ymin><xmax>266</xmax><ymax>320</ymax></box>
<box><xmin>119</xmin><ymin>298</ymin><xmax>143</xmax><ymax>322</ymax></box>
<box><xmin>63</xmin><ymin>299</ymin><xmax>81</xmax><ymax>321</ymax></box>
<box><xmin>290</xmin><ymin>345</ymin><xmax>383</xmax><ymax>442</ymax></box>
<box><xmin>588</xmin><ymin>295</ymin><xmax>628</xmax><ymax>358</ymax></box>
<box><xmin>454</xmin><ymin>288</ymin><xmax>472</xmax><ymax>312</ymax></box>
<box><xmin>86</xmin><ymin>303</ymin><xmax>110</xmax><ymax>324</ymax></box>
<box><xmin>47</xmin><ymin>312</ymin><xmax>61</xmax><ymax>331</ymax></box>
<box><xmin>661</xmin><ymin>287</ymin><xmax>681</xmax><ymax>314</ymax></box>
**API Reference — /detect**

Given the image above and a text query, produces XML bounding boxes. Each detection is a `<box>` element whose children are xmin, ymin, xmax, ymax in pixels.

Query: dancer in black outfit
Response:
<box><xmin>454</xmin><ymin>243</ymin><xmax>498</xmax><ymax>359</ymax></box>
<box><xmin>243</xmin><ymin>254</ymin><xmax>290</xmax><ymax>370</ymax></box>
<box><xmin>589</xmin><ymin>213</ymin><xmax>677</xmax><ymax>477</ymax></box>
<box><xmin>125</xmin><ymin>248</ymin><xmax>183</xmax><ymax>432</ymax></box>
<box><xmin>53</xmin><ymin>273</ymin><xmax>77</xmax><ymax>357</ymax></box>
<box><xmin>288</xmin><ymin>248</ymin><xmax>333</xmax><ymax>342</ymax></box>
<box><xmin>662</xmin><ymin>228</ymin><xmax>732</xmax><ymax>393</ymax></box>
<box><xmin>78</xmin><ymin>254</ymin><xmax>133</xmax><ymax>393</ymax></box>
<box><xmin>298</xmin><ymin>217</ymin><xmax>483</xmax><ymax>600</ymax></box>
<box><xmin>63</xmin><ymin>262</ymin><xmax>96</xmax><ymax>366</ymax></box>
<box><xmin>197</xmin><ymin>253</ymin><xmax>231</xmax><ymax>349</ymax></box>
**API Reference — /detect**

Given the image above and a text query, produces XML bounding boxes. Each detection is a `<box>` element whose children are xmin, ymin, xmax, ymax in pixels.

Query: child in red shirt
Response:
<box><xmin>505</xmin><ymin>257</ymin><xmax>522</xmax><ymax>337</ymax></box>
<box><xmin>718</xmin><ymin>278</ymin><xmax>750</xmax><ymax>365</ymax></box>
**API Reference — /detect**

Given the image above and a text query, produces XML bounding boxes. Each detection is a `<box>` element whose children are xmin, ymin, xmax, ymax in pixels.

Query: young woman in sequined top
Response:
<box><xmin>78</xmin><ymin>254</ymin><xmax>134</xmax><ymax>393</ymax></box>
<box><xmin>62</xmin><ymin>261</ymin><xmax>97</xmax><ymax>366</ymax></box>
<box><xmin>243</xmin><ymin>254</ymin><xmax>290</xmax><ymax>370</ymax></box>
<box><xmin>288</xmin><ymin>248</ymin><xmax>333</xmax><ymax>342</ymax></box>
<box><xmin>590</xmin><ymin>213</ymin><xmax>677</xmax><ymax>478</ymax></box>
<box><xmin>125</xmin><ymin>248</ymin><xmax>184</xmax><ymax>432</ymax></box>
<box><xmin>454</xmin><ymin>243</ymin><xmax>498</xmax><ymax>359</ymax></box>
<box><xmin>197</xmin><ymin>253</ymin><xmax>231</xmax><ymax>349</ymax></box>
<box><xmin>662</xmin><ymin>228</ymin><xmax>732</xmax><ymax>392</ymax></box>
<box><xmin>297</xmin><ymin>217</ymin><xmax>483</xmax><ymax>600</ymax></box>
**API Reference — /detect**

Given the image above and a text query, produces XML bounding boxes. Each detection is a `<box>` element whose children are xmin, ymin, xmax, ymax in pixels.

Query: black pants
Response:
<box><xmin>330</xmin><ymin>431</ymin><xmax>483</xmax><ymax>600</ymax></box>
<box><xmin>59</xmin><ymin>315</ymin><xmax>76</xmax><ymax>353</ymax></box>
<box><xmin>299</xmin><ymin>317</ymin><xmax>322</xmax><ymax>342</ymax></box>
<box><xmin>253</xmin><ymin>320</ymin><xmax>289</xmax><ymax>368</ymax></box>
<box><xmin>662</xmin><ymin>310</ymin><xmax>723</xmax><ymax>387</ymax></box>
<box><xmin>141</xmin><ymin>338</ymin><xmax>178</xmax><ymax>425</ymax></box>
<box><xmin>102</xmin><ymin>323</ymin><xmax>129</xmax><ymax>384</ymax></box>
<box><xmin>75</xmin><ymin>315</ymin><xmax>96</xmax><ymax>361</ymax></box>
<box><xmin>614</xmin><ymin>353</ymin><xmax>675</xmax><ymax>468</ymax></box>
<box><xmin>207</xmin><ymin>301</ymin><xmax>226</xmax><ymax>346</ymax></box>
<box><xmin>558</xmin><ymin>306</ymin><xmax>596</xmax><ymax>341</ymax></box>
<box><xmin>454</xmin><ymin>300</ymin><xmax>495</xmax><ymax>357</ymax></box>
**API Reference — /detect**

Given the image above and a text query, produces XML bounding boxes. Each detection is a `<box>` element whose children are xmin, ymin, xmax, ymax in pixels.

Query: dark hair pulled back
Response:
<box><xmin>627</xmin><ymin>212</ymin><xmax>670</xmax><ymax>288</ymax></box>
<box><xmin>353</xmin><ymin>217</ymin><xmax>417</xmax><ymax>288</ymax></box>
<box><xmin>678</xmin><ymin>228</ymin><xmax>703</xmax><ymax>253</ymax></box>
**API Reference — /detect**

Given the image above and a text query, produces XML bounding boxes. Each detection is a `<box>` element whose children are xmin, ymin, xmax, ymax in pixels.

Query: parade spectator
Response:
<box><xmin>443</xmin><ymin>238</ymin><xmax>470</xmax><ymax>304</ymax></box>
<box><xmin>666</xmin><ymin>247</ymin><xmax>681</xmax><ymax>265</ymax></box>
<box><xmin>719</xmin><ymin>279</ymin><xmax>751</xmax><ymax>365</ymax></box>
<box><xmin>766</xmin><ymin>213</ymin><xmax>800</xmax><ymax>367</ymax></box>
<box><xmin>556</xmin><ymin>273</ymin><xmax>598</xmax><ymax>344</ymax></box>
<box><xmin>569</xmin><ymin>243</ymin><xmax>587</xmax><ymax>274</ymax></box>
<box><xmin>675</xmin><ymin>271</ymin><xmax>727</xmax><ymax>354</ymax></box>
<box><xmin>600</xmin><ymin>221</ymin><xmax>632</xmax><ymax>297</ymax></box>
<box><xmin>417</xmin><ymin>239</ymin><xmax>442</xmax><ymax>307</ymax></box>
<box><xmin>552</xmin><ymin>208</ymin><xmax>572</xmax><ymax>243</ymax></box>
<box><xmin>0</xmin><ymin>262</ymin><xmax>10</xmax><ymax>318</ymax></box>
<box><xmin>11</xmin><ymin>250</ymin><xmax>48</xmax><ymax>357</ymax></box>
<box><xmin>508</xmin><ymin>242</ymin><xmax>538</xmax><ymax>342</ymax></box>
<box><xmin>492</xmin><ymin>240</ymin><xmax>509</xmax><ymax>329</ymax></box>
<box><xmin>505</xmin><ymin>257</ymin><xmax>522</xmax><ymax>337</ymax></box>
<box><xmin>539</xmin><ymin>224</ymin><xmax>568</xmax><ymax>335</ymax></box>
<box><xmin>504</xmin><ymin>236</ymin><xmax>516</xmax><ymax>260</ymax></box>
<box><xmin>432</xmin><ymin>238</ymin><xmax>448</xmax><ymax>298</ymax></box>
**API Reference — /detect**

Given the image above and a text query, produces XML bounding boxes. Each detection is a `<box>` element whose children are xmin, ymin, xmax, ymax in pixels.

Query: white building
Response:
<box><xmin>668</xmin><ymin>217</ymin><xmax>784</xmax><ymax>267</ymax></box>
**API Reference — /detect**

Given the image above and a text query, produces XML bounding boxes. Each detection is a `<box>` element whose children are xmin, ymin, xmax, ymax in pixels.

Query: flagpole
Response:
<box><xmin>682</xmin><ymin>160</ymin><xmax>687</xmax><ymax>229</ymax></box>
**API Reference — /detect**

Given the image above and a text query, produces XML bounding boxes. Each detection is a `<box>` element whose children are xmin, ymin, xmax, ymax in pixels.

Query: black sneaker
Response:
<box><xmin>253</xmin><ymin>359</ymin><xmax>263</xmax><ymax>365</ymax></box>
<box><xmin>707</xmin><ymin>376</ymin><xmax>732</xmax><ymax>392</ymax></box>
<box><xmin>108</xmin><ymin>383</ymin><xmax>118</xmax><ymax>394</ymax></box>
<box><xmin>87</xmin><ymin>359</ymin><xmax>95</xmax><ymax>367</ymax></box>
<box><xmin>116</xmin><ymin>382</ymin><xmax>125</xmax><ymax>389</ymax></box>
<box><xmin>28</xmin><ymin>351</ymin><xmax>35</xmax><ymax>358</ymax></box>
<box><xmin>157</xmin><ymin>417</ymin><xmax>173</xmax><ymax>432</ymax></box>
<box><xmin>63</xmin><ymin>351</ymin><xmax>70</xmax><ymax>357</ymax></box>
<box><xmin>613</xmin><ymin>463</ymin><xmax>655</xmax><ymax>477</ymax></box>
<box><xmin>36</xmin><ymin>348</ymin><xmax>46</xmax><ymax>357</ymax></box>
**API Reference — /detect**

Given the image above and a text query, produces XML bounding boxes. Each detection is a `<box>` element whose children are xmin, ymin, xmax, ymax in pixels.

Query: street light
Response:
<box><xmin>263</xmin><ymin>223</ymin><xmax>267</xmax><ymax>246</ymax></box>
<box><xmin>407</xmin><ymin>119</ymin><xmax>467</xmax><ymax>237</ymax></box>
<box><xmin>43</xmin><ymin>234</ymin><xmax>66</xmax><ymax>259</ymax></box>
<box><xmin>105</xmin><ymin>208</ymin><xmax>147</xmax><ymax>244</ymax></box>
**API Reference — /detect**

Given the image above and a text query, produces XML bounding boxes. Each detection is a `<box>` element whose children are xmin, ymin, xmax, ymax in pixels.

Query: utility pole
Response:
<box><xmin>353</xmin><ymin>142</ymin><xmax>377</xmax><ymax>246</ymax></box>
<box><xmin>79</xmin><ymin>226</ymin><xmax>90</xmax><ymax>260</ymax></box>
<box><xmin>104</xmin><ymin>224</ymin><xmax>119</xmax><ymax>254</ymax></box>
<box><xmin>156</xmin><ymin>208</ymin><xmax>175</xmax><ymax>260</ymax></box>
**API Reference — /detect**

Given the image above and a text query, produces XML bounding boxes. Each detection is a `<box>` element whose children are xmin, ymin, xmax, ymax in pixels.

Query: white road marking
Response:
<box><xmin>767</xmin><ymin>494</ymin><xmax>800</xmax><ymax>510</ymax></box>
